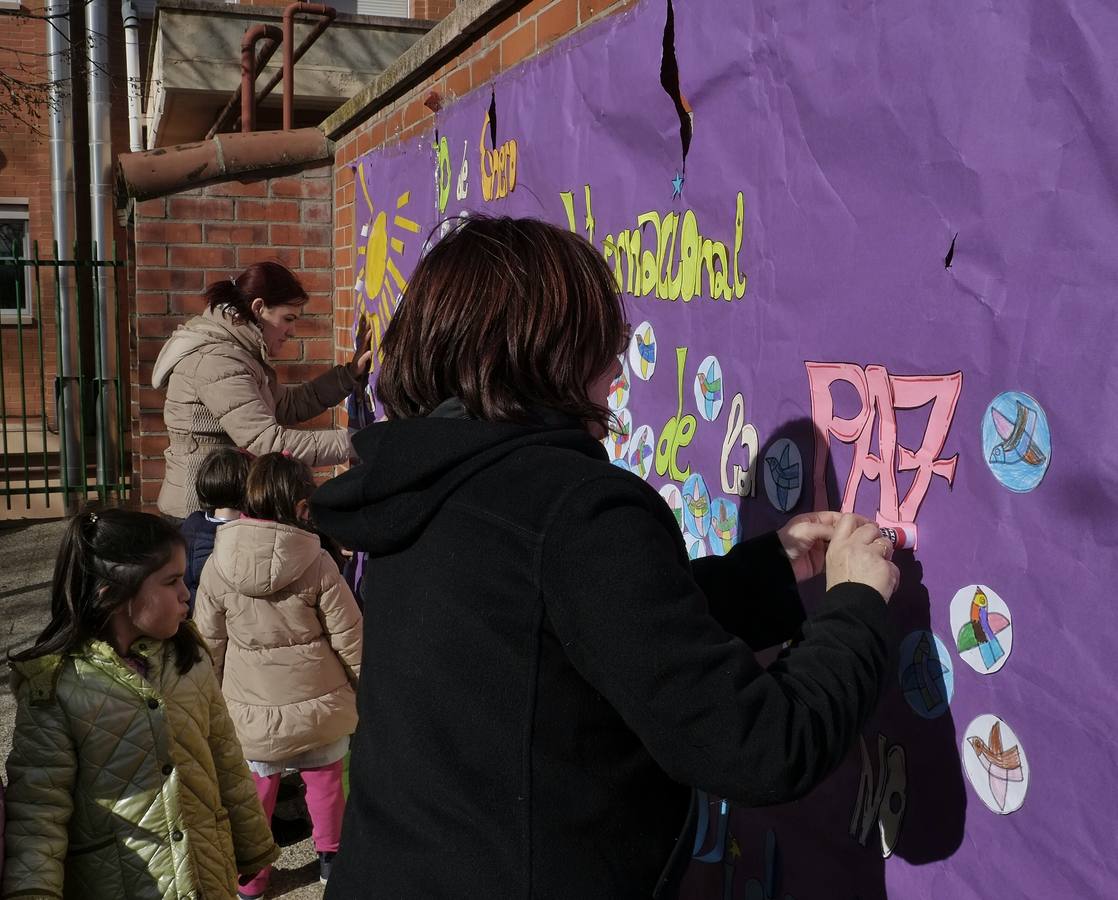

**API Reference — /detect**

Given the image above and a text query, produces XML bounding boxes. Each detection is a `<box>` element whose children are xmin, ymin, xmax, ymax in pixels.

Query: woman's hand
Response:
<box><xmin>824</xmin><ymin>513</ymin><xmax>900</xmax><ymax>603</ymax></box>
<box><xmin>778</xmin><ymin>510</ymin><xmax>848</xmax><ymax>582</ymax></box>
<box><xmin>348</xmin><ymin>316</ymin><xmax>373</xmax><ymax>381</ymax></box>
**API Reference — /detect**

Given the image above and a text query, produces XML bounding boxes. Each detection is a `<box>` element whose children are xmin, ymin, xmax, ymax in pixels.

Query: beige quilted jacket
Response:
<box><xmin>1</xmin><ymin>630</ymin><xmax>279</xmax><ymax>900</ymax></box>
<box><xmin>152</xmin><ymin>307</ymin><xmax>356</xmax><ymax>519</ymax></box>
<box><xmin>194</xmin><ymin>518</ymin><xmax>362</xmax><ymax>763</ymax></box>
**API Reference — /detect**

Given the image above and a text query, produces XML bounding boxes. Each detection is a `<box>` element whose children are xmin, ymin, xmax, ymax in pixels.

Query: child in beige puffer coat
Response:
<box><xmin>194</xmin><ymin>453</ymin><xmax>362</xmax><ymax>898</ymax></box>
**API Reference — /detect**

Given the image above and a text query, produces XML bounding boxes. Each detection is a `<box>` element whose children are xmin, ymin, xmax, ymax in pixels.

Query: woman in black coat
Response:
<box><xmin>312</xmin><ymin>216</ymin><xmax>899</xmax><ymax>899</ymax></box>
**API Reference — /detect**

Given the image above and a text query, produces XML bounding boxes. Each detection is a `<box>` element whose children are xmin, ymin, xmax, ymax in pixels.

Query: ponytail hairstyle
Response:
<box><xmin>203</xmin><ymin>261</ymin><xmax>309</xmax><ymax>326</ymax></box>
<box><xmin>242</xmin><ymin>452</ymin><xmax>317</xmax><ymax>531</ymax></box>
<box><xmin>10</xmin><ymin>509</ymin><xmax>203</xmax><ymax>674</ymax></box>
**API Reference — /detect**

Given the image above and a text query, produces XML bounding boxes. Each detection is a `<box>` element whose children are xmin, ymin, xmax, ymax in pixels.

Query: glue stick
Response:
<box><xmin>879</xmin><ymin>524</ymin><xmax>917</xmax><ymax>551</ymax></box>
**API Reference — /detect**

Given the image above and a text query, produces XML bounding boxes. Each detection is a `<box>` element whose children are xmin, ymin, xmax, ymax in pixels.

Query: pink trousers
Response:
<box><xmin>237</xmin><ymin>759</ymin><xmax>345</xmax><ymax>896</ymax></box>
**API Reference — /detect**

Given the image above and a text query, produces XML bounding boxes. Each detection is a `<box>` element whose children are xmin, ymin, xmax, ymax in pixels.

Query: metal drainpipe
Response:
<box><xmin>87</xmin><ymin>0</ymin><xmax>118</xmax><ymax>492</ymax></box>
<box><xmin>282</xmin><ymin>4</ymin><xmax>336</xmax><ymax>131</ymax></box>
<box><xmin>122</xmin><ymin>1</ymin><xmax>143</xmax><ymax>152</ymax></box>
<box><xmin>46</xmin><ymin>0</ymin><xmax>83</xmax><ymax>503</ymax></box>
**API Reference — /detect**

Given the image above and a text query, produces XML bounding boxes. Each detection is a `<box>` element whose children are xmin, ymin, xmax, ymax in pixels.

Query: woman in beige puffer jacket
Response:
<box><xmin>152</xmin><ymin>262</ymin><xmax>371</xmax><ymax>520</ymax></box>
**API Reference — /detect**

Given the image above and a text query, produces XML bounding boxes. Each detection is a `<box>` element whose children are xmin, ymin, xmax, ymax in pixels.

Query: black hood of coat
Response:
<box><xmin>310</xmin><ymin>400</ymin><xmax>607</xmax><ymax>555</ymax></box>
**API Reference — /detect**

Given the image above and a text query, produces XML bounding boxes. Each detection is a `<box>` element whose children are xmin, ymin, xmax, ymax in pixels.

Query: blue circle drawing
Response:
<box><xmin>692</xmin><ymin>355</ymin><xmax>724</xmax><ymax>421</ymax></box>
<box><xmin>627</xmin><ymin>425</ymin><xmax>655</xmax><ymax>480</ymax></box>
<box><xmin>898</xmin><ymin>630</ymin><xmax>954</xmax><ymax>719</ymax></box>
<box><xmin>684</xmin><ymin>532</ymin><xmax>708</xmax><ymax>560</ymax></box>
<box><xmin>982</xmin><ymin>391</ymin><xmax>1051</xmax><ymax>493</ymax></box>
<box><xmin>681</xmin><ymin>473</ymin><xmax>712</xmax><ymax>537</ymax></box>
<box><xmin>763</xmin><ymin>438</ymin><xmax>803</xmax><ymax>513</ymax></box>
<box><xmin>610</xmin><ymin>457</ymin><xmax>631</xmax><ymax>473</ymax></box>
<box><xmin>708</xmin><ymin>497</ymin><xmax>738</xmax><ymax>556</ymax></box>
<box><xmin>628</xmin><ymin>320</ymin><xmax>657</xmax><ymax>381</ymax></box>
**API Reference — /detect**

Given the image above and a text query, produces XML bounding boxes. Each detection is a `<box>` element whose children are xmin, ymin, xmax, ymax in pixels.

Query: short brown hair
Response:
<box><xmin>195</xmin><ymin>446</ymin><xmax>251</xmax><ymax>512</ymax></box>
<box><xmin>203</xmin><ymin>261</ymin><xmax>308</xmax><ymax>325</ymax></box>
<box><xmin>243</xmin><ymin>452</ymin><xmax>316</xmax><ymax>529</ymax></box>
<box><xmin>376</xmin><ymin>215</ymin><xmax>627</xmax><ymax>431</ymax></box>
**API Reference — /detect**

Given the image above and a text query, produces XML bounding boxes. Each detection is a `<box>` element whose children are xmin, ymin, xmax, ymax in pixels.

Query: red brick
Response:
<box><xmin>487</xmin><ymin>13</ymin><xmax>519</xmax><ymax>43</ymax></box>
<box><xmin>336</xmin><ymin>245</ymin><xmax>352</xmax><ymax>269</ymax></box>
<box><xmin>140</xmin><ymin>458</ymin><xmax>166</xmax><ymax>479</ymax></box>
<box><xmin>302</xmin><ymin>201</ymin><xmax>332</xmax><ymax>224</ymax></box>
<box><xmin>270</xmin><ymin>178</ymin><xmax>331</xmax><ymax>200</ymax></box>
<box><xmin>137</xmin><ymin>315</ymin><xmax>189</xmax><ymax>338</ymax></box>
<box><xmin>137</xmin><ymin>387</ymin><xmax>165</xmax><ymax>411</ymax></box>
<box><xmin>237</xmin><ymin>246</ymin><xmax>301</xmax><ymax>268</ymax></box>
<box><xmin>301</xmin><ymin>339</ymin><xmax>333</xmax><ymax>362</ymax></box>
<box><xmin>538</xmin><ymin>0</ymin><xmax>579</xmax><ymax>46</ymax></box>
<box><xmin>292</xmin><ymin>316</ymin><xmax>332</xmax><ymax>338</ymax></box>
<box><xmin>270</xmin><ymin>338</ymin><xmax>303</xmax><ymax>361</ymax></box>
<box><xmin>169</xmin><ymin>293</ymin><xmax>207</xmax><ymax>315</ymax></box>
<box><xmin>303</xmin><ymin>248</ymin><xmax>331</xmax><ymax>268</ymax></box>
<box><xmin>170</xmin><ymin>269</ymin><xmax>205</xmax><ymax>291</ymax></box>
<box><xmin>298</xmin><ymin>270</ymin><xmax>333</xmax><ymax>293</ymax></box>
<box><xmin>137</xmin><ymin>339</ymin><xmax>164</xmax><ymax>362</ymax></box>
<box><xmin>235</xmin><ymin>199</ymin><xmax>300</xmax><ymax>222</ymax></box>
<box><xmin>136</xmin><ymin>268</ymin><xmax>173</xmax><ymax>291</ymax></box>
<box><xmin>136</xmin><ymin>197</ymin><xmax>167</xmax><ymax>217</ymax></box>
<box><xmin>303</xmin><ymin>293</ymin><xmax>333</xmax><ymax>315</ymax></box>
<box><xmin>135</xmin><ymin>289</ymin><xmax>169</xmax><ymax>314</ymax></box>
<box><xmin>136</xmin><ymin>221</ymin><xmax>203</xmax><ymax>244</ymax></box>
<box><xmin>204</xmin><ymin>179</ymin><xmax>269</xmax><ymax>198</ymax></box>
<box><xmin>271</xmin><ymin>363</ymin><xmax>318</xmax><ymax>384</ymax></box>
<box><xmin>168</xmin><ymin>197</ymin><xmax>234</xmax><ymax>221</ymax></box>
<box><xmin>205</xmin><ymin>223</ymin><xmax>269</xmax><ymax>244</ymax></box>
<box><xmin>137</xmin><ymin>244</ymin><xmax>167</xmax><ymax>266</ymax></box>
<box><xmin>446</xmin><ymin>65</ymin><xmax>472</xmax><ymax>99</ymax></box>
<box><xmin>503</xmin><ymin>20</ymin><xmax>537</xmax><ymax>67</ymax></box>
<box><xmin>471</xmin><ymin>44</ymin><xmax>501</xmax><ymax>86</ymax></box>
<box><xmin>170</xmin><ymin>245</ymin><xmax>236</xmax><ymax>268</ymax></box>
<box><xmin>270</xmin><ymin>223</ymin><xmax>331</xmax><ymax>246</ymax></box>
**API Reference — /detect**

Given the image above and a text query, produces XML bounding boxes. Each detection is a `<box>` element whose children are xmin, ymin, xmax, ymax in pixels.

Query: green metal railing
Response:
<box><xmin>0</xmin><ymin>241</ymin><xmax>129</xmax><ymax>512</ymax></box>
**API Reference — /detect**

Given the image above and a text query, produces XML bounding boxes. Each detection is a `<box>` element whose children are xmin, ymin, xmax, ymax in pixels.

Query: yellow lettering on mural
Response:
<box><xmin>562</xmin><ymin>185</ymin><xmax>749</xmax><ymax>302</ymax></box>
<box><xmin>480</xmin><ymin>110</ymin><xmax>519</xmax><ymax>202</ymax></box>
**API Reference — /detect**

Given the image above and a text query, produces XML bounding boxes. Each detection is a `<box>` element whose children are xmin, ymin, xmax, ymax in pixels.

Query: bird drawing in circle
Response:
<box><xmin>989</xmin><ymin>400</ymin><xmax>1046</xmax><ymax>466</ymax></box>
<box><xmin>764</xmin><ymin>444</ymin><xmax>801</xmax><ymax>511</ymax></box>
<box><xmin>635</xmin><ymin>329</ymin><xmax>656</xmax><ymax>379</ymax></box>
<box><xmin>968</xmin><ymin>721</ymin><xmax>1024</xmax><ymax>812</ymax></box>
<box><xmin>956</xmin><ymin>586</ymin><xmax>1008</xmax><ymax>670</ymax></box>
<box><xmin>697</xmin><ymin>367</ymin><xmax>722</xmax><ymax>419</ymax></box>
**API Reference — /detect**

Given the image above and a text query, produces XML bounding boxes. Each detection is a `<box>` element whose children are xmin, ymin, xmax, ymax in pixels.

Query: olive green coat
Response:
<box><xmin>1</xmin><ymin>630</ymin><xmax>279</xmax><ymax>900</ymax></box>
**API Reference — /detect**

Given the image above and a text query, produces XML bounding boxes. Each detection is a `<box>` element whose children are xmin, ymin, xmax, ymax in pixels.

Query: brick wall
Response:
<box><xmin>411</xmin><ymin>0</ymin><xmax>457</xmax><ymax>20</ymax></box>
<box><xmin>332</xmin><ymin>0</ymin><xmax>628</xmax><ymax>375</ymax></box>
<box><xmin>129</xmin><ymin>164</ymin><xmax>335</xmax><ymax>512</ymax></box>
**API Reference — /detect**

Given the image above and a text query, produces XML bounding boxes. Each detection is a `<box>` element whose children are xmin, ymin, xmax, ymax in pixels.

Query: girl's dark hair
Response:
<box><xmin>243</xmin><ymin>452</ymin><xmax>317</xmax><ymax>530</ymax></box>
<box><xmin>10</xmin><ymin>509</ymin><xmax>203</xmax><ymax>674</ymax></box>
<box><xmin>376</xmin><ymin>215</ymin><xmax>628</xmax><ymax>432</ymax></box>
<box><xmin>203</xmin><ymin>261</ymin><xmax>308</xmax><ymax>324</ymax></box>
<box><xmin>195</xmin><ymin>446</ymin><xmax>251</xmax><ymax>512</ymax></box>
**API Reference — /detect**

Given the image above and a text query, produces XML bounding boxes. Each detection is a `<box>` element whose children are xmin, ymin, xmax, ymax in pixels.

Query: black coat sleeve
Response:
<box><xmin>690</xmin><ymin>531</ymin><xmax>806</xmax><ymax>650</ymax></box>
<box><xmin>539</xmin><ymin>474</ymin><xmax>888</xmax><ymax>806</ymax></box>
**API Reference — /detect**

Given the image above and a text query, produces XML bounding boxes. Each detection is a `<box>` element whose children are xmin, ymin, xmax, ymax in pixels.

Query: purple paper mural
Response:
<box><xmin>349</xmin><ymin>0</ymin><xmax>1118</xmax><ymax>896</ymax></box>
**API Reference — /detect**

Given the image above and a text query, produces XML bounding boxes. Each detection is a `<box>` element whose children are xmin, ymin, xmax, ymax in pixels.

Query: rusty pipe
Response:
<box><xmin>283</xmin><ymin>4</ymin><xmax>336</xmax><ymax>131</ymax></box>
<box><xmin>208</xmin><ymin>30</ymin><xmax>282</xmax><ymax>139</ymax></box>
<box><xmin>241</xmin><ymin>23</ymin><xmax>282</xmax><ymax>133</ymax></box>
<box><xmin>115</xmin><ymin>128</ymin><xmax>334</xmax><ymax>203</ymax></box>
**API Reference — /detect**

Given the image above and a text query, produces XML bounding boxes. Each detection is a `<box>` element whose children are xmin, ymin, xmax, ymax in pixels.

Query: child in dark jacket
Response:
<box><xmin>180</xmin><ymin>447</ymin><xmax>251</xmax><ymax>614</ymax></box>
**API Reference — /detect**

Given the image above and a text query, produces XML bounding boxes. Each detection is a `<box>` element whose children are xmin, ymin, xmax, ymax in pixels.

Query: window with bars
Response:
<box><xmin>0</xmin><ymin>200</ymin><xmax>31</xmax><ymax>321</ymax></box>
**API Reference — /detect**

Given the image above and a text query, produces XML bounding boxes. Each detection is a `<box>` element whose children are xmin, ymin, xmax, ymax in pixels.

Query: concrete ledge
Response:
<box><xmin>319</xmin><ymin>0</ymin><xmax>523</xmax><ymax>140</ymax></box>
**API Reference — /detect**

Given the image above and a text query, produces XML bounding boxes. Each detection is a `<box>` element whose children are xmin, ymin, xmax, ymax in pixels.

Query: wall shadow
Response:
<box><xmin>680</xmin><ymin>418</ymin><xmax>967</xmax><ymax>899</ymax></box>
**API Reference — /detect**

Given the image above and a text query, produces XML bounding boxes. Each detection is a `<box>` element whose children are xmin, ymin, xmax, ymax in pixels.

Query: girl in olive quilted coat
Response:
<box><xmin>2</xmin><ymin>510</ymin><xmax>279</xmax><ymax>900</ymax></box>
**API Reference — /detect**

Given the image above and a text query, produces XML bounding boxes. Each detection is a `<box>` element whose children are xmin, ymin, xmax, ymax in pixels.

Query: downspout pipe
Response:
<box><xmin>241</xmin><ymin>24</ymin><xmax>283</xmax><ymax>133</ymax></box>
<box><xmin>121</xmin><ymin>1</ymin><xmax>143</xmax><ymax>152</ymax></box>
<box><xmin>88</xmin><ymin>0</ymin><xmax>119</xmax><ymax>492</ymax></box>
<box><xmin>46</xmin><ymin>0</ymin><xmax>83</xmax><ymax>501</ymax></box>
<box><xmin>282</xmin><ymin>4</ymin><xmax>336</xmax><ymax>131</ymax></box>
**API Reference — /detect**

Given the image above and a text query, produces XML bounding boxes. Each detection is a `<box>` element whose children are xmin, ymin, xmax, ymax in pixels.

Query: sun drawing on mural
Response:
<box><xmin>356</xmin><ymin>166</ymin><xmax>421</xmax><ymax>353</ymax></box>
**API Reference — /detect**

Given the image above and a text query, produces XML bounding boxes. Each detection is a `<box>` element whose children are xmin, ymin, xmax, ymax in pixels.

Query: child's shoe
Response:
<box><xmin>318</xmin><ymin>851</ymin><xmax>336</xmax><ymax>884</ymax></box>
<box><xmin>236</xmin><ymin>873</ymin><xmax>265</xmax><ymax>899</ymax></box>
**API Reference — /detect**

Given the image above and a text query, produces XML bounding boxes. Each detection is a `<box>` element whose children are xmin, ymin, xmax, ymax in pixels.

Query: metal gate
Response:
<box><xmin>0</xmin><ymin>241</ymin><xmax>129</xmax><ymax>515</ymax></box>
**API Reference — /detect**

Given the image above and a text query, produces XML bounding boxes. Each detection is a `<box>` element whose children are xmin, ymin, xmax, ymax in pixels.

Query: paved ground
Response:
<box><xmin>0</xmin><ymin>518</ymin><xmax>323</xmax><ymax>898</ymax></box>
